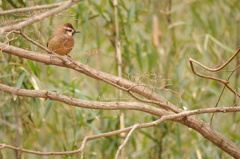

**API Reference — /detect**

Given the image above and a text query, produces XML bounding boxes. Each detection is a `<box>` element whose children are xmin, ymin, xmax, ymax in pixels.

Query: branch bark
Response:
<box><xmin>0</xmin><ymin>83</ymin><xmax>168</xmax><ymax>117</ymax></box>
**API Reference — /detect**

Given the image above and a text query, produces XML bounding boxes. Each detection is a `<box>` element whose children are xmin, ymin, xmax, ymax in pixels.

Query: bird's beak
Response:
<box><xmin>74</xmin><ymin>30</ymin><xmax>80</xmax><ymax>34</ymax></box>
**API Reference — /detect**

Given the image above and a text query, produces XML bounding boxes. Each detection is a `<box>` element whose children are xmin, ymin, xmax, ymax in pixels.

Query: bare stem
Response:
<box><xmin>0</xmin><ymin>0</ymin><xmax>82</xmax><ymax>35</ymax></box>
<box><xmin>0</xmin><ymin>106</ymin><xmax>239</xmax><ymax>156</ymax></box>
<box><xmin>0</xmin><ymin>2</ymin><xmax>66</xmax><ymax>15</ymax></box>
<box><xmin>189</xmin><ymin>48</ymin><xmax>240</xmax><ymax>97</ymax></box>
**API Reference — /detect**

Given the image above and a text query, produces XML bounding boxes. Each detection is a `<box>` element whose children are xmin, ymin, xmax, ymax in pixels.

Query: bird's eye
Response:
<box><xmin>64</xmin><ymin>27</ymin><xmax>74</xmax><ymax>32</ymax></box>
<box><xmin>64</xmin><ymin>26</ymin><xmax>75</xmax><ymax>36</ymax></box>
<box><xmin>67</xmin><ymin>29</ymin><xmax>73</xmax><ymax>32</ymax></box>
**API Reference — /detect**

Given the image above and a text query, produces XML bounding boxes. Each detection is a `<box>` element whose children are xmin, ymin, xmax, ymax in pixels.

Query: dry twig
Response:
<box><xmin>115</xmin><ymin>124</ymin><xmax>139</xmax><ymax>159</ymax></box>
<box><xmin>0</xmin><ymin>98</ymin><xmax>239</xmax><ymax>156</ymax></box>
<box><xmin>189</xmin><ymin>48</ymin><xmax>240</xmax><ymax>98</ymax></box>
<box><xmin>0</xmin><ymin>0</ymin><xmax>82</xmax><ymax>35</ymax></box>
<box><xmin>0</xmin><ymin>2</ymin><xmax>66</xmax><ymax>15</ymax></box>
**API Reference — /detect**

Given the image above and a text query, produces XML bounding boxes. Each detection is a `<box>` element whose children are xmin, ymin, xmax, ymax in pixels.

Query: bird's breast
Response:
<box><xmin>47</xmin><ymin>34</ymin><xmax>74</xmax><ymax>56</ymax></box>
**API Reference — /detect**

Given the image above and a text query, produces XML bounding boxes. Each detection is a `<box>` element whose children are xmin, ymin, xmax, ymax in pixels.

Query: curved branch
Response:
<box><xmin>0</xmin><ymin>104</ymin><xmax>239</xmax><ymax>156</ymax></box>
<box><xmin>210</xmin><ymin>65</ymin><xmax>240</xmax><ymax>124</ymax></box>
<box><xmin>189</xmin><ymin>48</ymin><xmax>240</xmax><ymax>72</ymax></box>
<box><xmin>0</xmin><ymin>83</ymin><xmax>169</xmax><ymax>117</ymax></box>
<box><xmin>15</xmin><ymin>30</ymin><xmax>51</xmax><ymax>53</ymax></box>
<box><xmin>189</xmin><ymin>48</ymin><xmax>240</xmax><ymax>97</ymax></box>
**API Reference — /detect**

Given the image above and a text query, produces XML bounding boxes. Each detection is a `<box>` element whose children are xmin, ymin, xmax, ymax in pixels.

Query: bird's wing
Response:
<box><xmin>46</xmin><ymin>36</ymin><xmax>51</xmax><ymax>47</ymax></box>
<box><xmin>47</xmin><ymin>34</ymin><xmax>55</xmax><ymax>48</ymax></box>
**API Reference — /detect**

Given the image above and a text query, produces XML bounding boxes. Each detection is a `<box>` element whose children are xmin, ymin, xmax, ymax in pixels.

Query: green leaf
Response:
<box><xmin>135</xmin><ymin>43</ymin><xmax>143</xmax><ymax>70</ymax></box>
<box><xmin>5</xmin><ymin>0</ymin><xmax>18</xmax><ymax>8</ymax></box>
<box><xmin>44</xmin><ymin>100</ymin><xmax>54</xmax><ymax>118</ymax></box>
<box><xmin>87</xmin><ymin>123</ymin><xmax>101</xmax><ymax>134</ymax></box>
<box><xmin>16</xmin><ymin>72</ymin><xmax>25</xmax><ymax>88</ymax></box>
<box><xmin>127</xmin><ymin>2</ymin><xmax>136</xmax><ymax>24</ymax></box>
<box><xmin>14</xmin><ymin>72</ymin><xmax>25</xmax><ymax>100</ymax></box>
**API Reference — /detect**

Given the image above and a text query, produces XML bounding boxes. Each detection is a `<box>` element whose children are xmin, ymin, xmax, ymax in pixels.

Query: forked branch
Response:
<box><xmin>189</xmin><ymin>48</ymin><xmax>240</xmax><ymax>98</ymax></box>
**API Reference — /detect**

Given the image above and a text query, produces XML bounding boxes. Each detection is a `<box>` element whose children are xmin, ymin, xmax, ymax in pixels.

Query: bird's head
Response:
<box><xmin>55</xmin><ymin>23</ymin><xmax>80</xmax><ymax>36</ymax></box>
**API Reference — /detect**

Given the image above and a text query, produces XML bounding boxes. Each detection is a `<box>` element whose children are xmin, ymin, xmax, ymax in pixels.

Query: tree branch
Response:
<box><xmin>115</xmin><ymin>124</ymin><xmax>138</xmax><ymax>159</ymax></box>
<box><xmin>189</xmin><ymin>48</ymin><xmax>240</xmax><ymax>97</ymax></box>
<box><xmin>189</xmin><ymin>48</ymin><xmax>240</xmax><ymax>72</ymax></box>
<box><xmin>0</xmin><ymin>1</ymin><xmax>66</xmax><ymax>15</ymax></box>
<box><xmin>0</xmin><ymin>42</ymin><xmax>177</xmax><ymax>112</ymax></box>
<box><xmin>16</xmin><ymin>30</ymin><xmax>51</xmax><ymax>53</ymax></box>
<box><xmin>0</xmin><ymin>102</ymin><xmax>239</xmax><ymax>156</ymax></box>
<box><xmin>0</xmin><ymin>0</ymin><xmax>82</xmax><ymax>35</ymax></box>
<box><xmin>0</xmin><ymin>83</ymin><xmax>169</xmax><ymax>117</ymax></box>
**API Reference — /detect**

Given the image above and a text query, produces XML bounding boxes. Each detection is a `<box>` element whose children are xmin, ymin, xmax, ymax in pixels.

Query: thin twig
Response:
<box><xmin>189</xmin><ymin>48</ymin><xmax>240</xmax><ymax>97</ymax></box>
<box><xmin>210</xmin><ymin>65</ymin><xmax>240</xmax><ymax>125</ymax></box>
<box><xmin>0</xmin><ymin>118</ymin><xmax>22</xmax><ymax>131</ymax></box>
<box><xmin>0</xmin><ymin>0</ymin><xmax>82</xmax><ymax>35</ymax></box>
<box><xmin>114</xmin><ymin>0</ymin><xmax>125</xmax><ymax>138</ymax></box>
<box><xmin>189</xmin><ymin>59</ymin><xmax>229</xmax><ymax>84</ymax></box>
<box><xmin>115</xmin><ymin>124</ymin><xmax>139</xmax><ymax>159</ymax></box>
<box><xmin>128</xmin><ymin>90</ymin><xmax>176</xmax><ymax>112</ymax></box>
<box><xmin>190</xmin><ymin>48</ymin><xmax>240</xmax><ymax>72</ymax></box>
<box><xmin>0</xmin><ymin>2</ymin><xmax>66</xmax><ymax>15</ymax></box>
<box><xmin>0</xmin><ymin>106</ymin><xmax>239</xmax><ymax>156</ymax></box>
<box><xmin>17</xmin><ymin>30</ymin><xmax>51</xmax><ymax>53</ymax></box>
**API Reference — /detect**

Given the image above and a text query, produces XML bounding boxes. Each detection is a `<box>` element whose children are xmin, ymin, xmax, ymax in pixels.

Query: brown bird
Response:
<box><xmin>47</xmin><ymin>23</ymin><xmax>80</xmax><ymax>56</ymax></box>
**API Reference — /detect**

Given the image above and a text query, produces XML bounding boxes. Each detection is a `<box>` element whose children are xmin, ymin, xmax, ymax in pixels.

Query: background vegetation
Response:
<box><xmin>0</xmin><ymin>0</ymin><xmax>239</xmax><ymax>158</ymax></box>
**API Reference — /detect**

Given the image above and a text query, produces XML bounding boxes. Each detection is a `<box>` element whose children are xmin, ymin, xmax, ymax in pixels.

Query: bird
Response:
<box><xmin>47</xmin><ymin>23</ymin><xmax>80</xmax><ymax>56</ymax></box>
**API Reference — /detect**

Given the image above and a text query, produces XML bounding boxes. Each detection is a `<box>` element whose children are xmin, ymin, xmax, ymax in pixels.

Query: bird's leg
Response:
<box><xmin>67</xmin><ymin>54</ymin><xmax>74</xmax><ymax>60</ymax></box>
<box><xmin>49</xmin><ymin>53</ymin><xmax>73</xmax><ymax>65</ymax></box>
<box><xmin>66</xmin><ymin>54</ymin><xmax>77</xmax><ymax>64</ymax></box>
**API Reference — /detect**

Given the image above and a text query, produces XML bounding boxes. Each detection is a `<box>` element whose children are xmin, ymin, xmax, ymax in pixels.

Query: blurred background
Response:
<box><xmin>0</xmin><ymin>0</ymin><xmax>240</xmax><ymax>158</ymax></box>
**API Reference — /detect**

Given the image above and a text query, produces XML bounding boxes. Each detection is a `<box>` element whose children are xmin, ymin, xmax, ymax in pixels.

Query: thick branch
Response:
<box><xmin>1</xmin><ymin>82</ymin><xmax>239</xmax><ymax>120</ymax></box>
<box><xmin>0</xmin><ymin>83</ymin><xmax>169</xmax><ymax>117</ymax></box>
